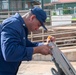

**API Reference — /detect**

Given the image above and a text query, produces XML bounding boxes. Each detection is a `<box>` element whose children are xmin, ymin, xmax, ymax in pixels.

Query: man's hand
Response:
<box><xmin>47</xmin><ymin>35</ymin><xmax>55</xmax><ymax>43</ymax></box>
<box><xmin>33</xmin><ymin>45</ymin><xmax>52</xmax><ymax>55</ymax></box>
<box><xmin>33</xmin><ymin>36</ymin><xmax>55</xmax><ymax>55</ymax></box>
<box><xmin>44</xmin><ymin>35</ymin><xmax>55</xmax><ymax>45</ymax></box>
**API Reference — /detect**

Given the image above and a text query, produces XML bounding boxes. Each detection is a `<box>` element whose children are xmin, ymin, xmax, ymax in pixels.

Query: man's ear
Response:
<box><xmin>30</xmin><ymin>15</ymin><xmax>36</xmax><ymax>21</ymax></box>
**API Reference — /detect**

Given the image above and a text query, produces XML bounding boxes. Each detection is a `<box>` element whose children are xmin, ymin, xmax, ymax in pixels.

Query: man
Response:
<box><xmin>0</xmin><ymin>7</ymin><xmax>55</xmax><ymax>75</ymax></box>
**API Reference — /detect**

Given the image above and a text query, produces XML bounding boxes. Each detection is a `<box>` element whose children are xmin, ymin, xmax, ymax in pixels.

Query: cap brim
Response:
<box><xmin>42</xmin><ymin>23</ymin><xmax>47</xmax><ymax>31</ymax></box>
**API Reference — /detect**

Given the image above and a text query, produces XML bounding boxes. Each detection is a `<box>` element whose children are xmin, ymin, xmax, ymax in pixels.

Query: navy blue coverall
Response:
<box><xmin>0</xmin><ymin>13</ymin><xmax>39</xmax><ymax>75</ymax></box>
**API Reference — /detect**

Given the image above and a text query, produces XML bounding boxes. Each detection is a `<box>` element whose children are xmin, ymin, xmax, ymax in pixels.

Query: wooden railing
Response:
<box><xmin>28</xmin><ymin>25</ymin><xmax>76</xmax><ymax>48</ymax></box>
<box><xmin>0</xmin><ymin>10</ymin><xmax>29</xmax><ymax>23</ymax></box>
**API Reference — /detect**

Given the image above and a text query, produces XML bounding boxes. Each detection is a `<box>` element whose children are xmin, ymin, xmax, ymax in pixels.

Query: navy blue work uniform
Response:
<box><xmin>0</xmin><ymin>13</ymin><xmax>39</xmax><ymax>75</ymax></box>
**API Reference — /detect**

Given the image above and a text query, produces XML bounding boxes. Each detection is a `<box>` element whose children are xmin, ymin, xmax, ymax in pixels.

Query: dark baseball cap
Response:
<box><xmin>31</xmin><ymin>7</ymin><xmax>47</xmax><ymax>31</ymax></box>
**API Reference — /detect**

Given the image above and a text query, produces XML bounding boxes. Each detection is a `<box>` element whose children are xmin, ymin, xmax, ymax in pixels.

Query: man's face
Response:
<box><xmin>28</xmin><ymin>15</ymin><xmax>41</xmax><ymax>32</ymax></box>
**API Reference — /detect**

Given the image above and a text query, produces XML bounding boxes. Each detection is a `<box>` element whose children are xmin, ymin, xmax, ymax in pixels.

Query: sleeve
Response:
<box><xmin>26</xmin><ymin>38</ymin><xmax>44</xmax><ymax>47</ymax></box>
<box><xmin>1</xmin><ymin>21</ymin><xmax>33</xmax><ymax>62</ymax></box>
<box><xmin>26</xmin><ymin>39</ymin><xmax>39</xmax><ymax>47</ymax></box>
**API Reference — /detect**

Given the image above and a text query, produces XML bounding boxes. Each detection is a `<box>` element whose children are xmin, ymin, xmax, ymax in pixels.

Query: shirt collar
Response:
<box><xmin>14</xmin><ymin>13</ymin><xmax>26</xmax><ymax>27</ymax></box>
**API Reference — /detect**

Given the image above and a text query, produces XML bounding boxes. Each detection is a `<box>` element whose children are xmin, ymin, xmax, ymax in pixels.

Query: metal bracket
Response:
<box><xmin>49</xmin><ymin>42</ymin><xmax>76</xmax><ymax>75</ymax></box>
